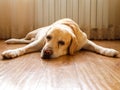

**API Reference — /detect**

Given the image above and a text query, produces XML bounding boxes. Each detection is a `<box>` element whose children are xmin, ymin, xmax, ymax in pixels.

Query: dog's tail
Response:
<box><xmin>5</xmin><ymin>38</ymin><xmax>34</xmax><ymax>44</ymax></box>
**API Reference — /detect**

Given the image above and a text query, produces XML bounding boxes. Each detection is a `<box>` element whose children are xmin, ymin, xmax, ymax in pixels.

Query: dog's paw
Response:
<box><xmin>5</xmin><ymin>39</ymin><xmax>16</xmax><ymax>44</ymax></box>
<box><xmin>102</xmin><ymin>49</ymin><xmax>119</xmax><ymax>57</ymax></box>
<box><xmin>2</xmin><ymin>50</ymin><xmax>20</xmax><ymax>59</ymax></box>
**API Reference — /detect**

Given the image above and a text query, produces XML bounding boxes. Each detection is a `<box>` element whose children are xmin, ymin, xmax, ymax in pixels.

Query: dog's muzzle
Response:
<box><xmin>41</xmin><ymin>48</ymin><xmax>53</xmax><ymax>59</ymax></box>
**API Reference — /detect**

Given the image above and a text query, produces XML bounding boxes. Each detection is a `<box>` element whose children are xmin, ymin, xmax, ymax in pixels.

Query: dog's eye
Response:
<box><xmin>46</xmin><ymin>35</ymin><xmax>52</xmax><ymax>40</ymax></box>
<box><xmin>58</xmin><ymin>40</ymin><xmax>65</xmax><ymax>45</ymax></box>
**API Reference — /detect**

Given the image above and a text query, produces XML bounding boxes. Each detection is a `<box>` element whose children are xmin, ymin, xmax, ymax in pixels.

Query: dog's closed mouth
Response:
<box><xmin>41</xmin><ymin>54</ymin><xmax>51</xmax><ymax>59</ymax></box>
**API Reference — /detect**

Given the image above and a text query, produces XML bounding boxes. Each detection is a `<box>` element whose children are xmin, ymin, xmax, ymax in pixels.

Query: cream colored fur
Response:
<box><xmin>1</xmin><ymin>18</ymin><xmax>120</xmax><ymax>59</ymax></box>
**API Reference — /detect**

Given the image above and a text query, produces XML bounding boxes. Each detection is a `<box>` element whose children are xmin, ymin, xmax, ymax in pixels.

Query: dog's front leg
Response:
<box><xmin>83</xmin><ymin>40</ymin><xmax>120</xmax><ymax>57</ymax></box>
<box><xmin>2</xmin><ymin>39</ymin><xmax>44</xmax><ymax>59</ymax></box>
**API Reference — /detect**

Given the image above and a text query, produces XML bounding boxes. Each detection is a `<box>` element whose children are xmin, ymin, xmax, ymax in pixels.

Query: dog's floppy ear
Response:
<box><xmin>68</xmin><ymin>34</ymin><xmax>78</xmax><ymax>55</ymax></box>
<box><xmin>63</xmin><ymin>19</ymin><xmax>87</xmax><ymax>54</ymax></box>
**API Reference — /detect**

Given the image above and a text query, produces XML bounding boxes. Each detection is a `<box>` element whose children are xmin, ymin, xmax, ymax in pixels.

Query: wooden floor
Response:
<box><xmin>0</xmin><ymin>40</ymin><xmax>120</xmax><ymax>90</ymax></box>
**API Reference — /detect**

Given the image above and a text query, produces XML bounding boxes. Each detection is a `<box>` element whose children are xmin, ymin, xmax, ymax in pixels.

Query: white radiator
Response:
<box><xmin>34</xmin><ymin>0</ymin><xmax>120</xmax><ymax>39</ymax></box>
<box><xmin>0</xmin><ymin>0</ymin><xmax>120</xmax><ymax>39</ymax></box>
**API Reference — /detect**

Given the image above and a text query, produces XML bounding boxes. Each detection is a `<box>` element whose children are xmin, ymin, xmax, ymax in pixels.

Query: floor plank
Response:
<box><xmin>0</xmin><ymin>40</ymin><xmax>120</xmax><ymax>90</ymax></box>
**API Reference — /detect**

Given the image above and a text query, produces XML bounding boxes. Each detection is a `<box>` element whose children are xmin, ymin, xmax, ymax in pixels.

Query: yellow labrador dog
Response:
<box><xmin>2</xmin><ymin>18</ymin><xmax>120</xmax><ymax>59</ymax></box>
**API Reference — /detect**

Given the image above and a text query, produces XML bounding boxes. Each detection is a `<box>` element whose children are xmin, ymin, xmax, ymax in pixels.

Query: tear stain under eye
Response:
<box><xmin>58</xmin><ymin>42</ymin><xmax>60</xmax><ymax>48</ymax></box>
<box><xmin>67</xmin><ymin>38</ymin><xmax>72</xmax><ymax>55</ymax></box>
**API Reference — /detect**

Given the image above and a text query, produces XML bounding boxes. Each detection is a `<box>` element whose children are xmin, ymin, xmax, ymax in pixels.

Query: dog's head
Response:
<box><xmin>41</xmin><ymin>19</ymin><xmax>87</xmax><ymax>59</ymax></box>
<box><xmin>41</xmin><ymin>25</ymin><xmax>78</xmax><ymax>59</ymax></box>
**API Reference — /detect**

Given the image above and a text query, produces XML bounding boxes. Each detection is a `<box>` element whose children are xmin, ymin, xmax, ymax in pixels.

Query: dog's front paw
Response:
<box><xmin>2</xmin><ymin>50</ymin><xmax>20</xmax><ymax>59</ymax></box>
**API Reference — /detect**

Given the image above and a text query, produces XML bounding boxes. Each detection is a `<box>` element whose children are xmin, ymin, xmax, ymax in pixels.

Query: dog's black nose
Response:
<box><xmin>44</xmin><ymin>49</ymin><xmax>53</xmax><ymax>56</ymax></box>
<box><xmin>42</xmin><ymin>49</ymin><xmax>53</xmax><ymax>59</ymax></box>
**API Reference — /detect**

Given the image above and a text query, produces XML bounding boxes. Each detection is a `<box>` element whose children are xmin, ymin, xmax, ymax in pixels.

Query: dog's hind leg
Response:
<box><xmin>83</xmin><ymin>40</ymin><xmax>120</xmax><ymax>57</ymax></box>
<box><xmin>5</xmin><ymin>38</ymin><xmax>34</xmax><ymax>44</ymax></box>
<box><xmin>5</xmin><ymin>26</ymin><xmax>51</xmax><ymax>44</ymax></box>
<box><xmin>5</xmin><ymin>29</ymin><xmax>38</xmax><ymax>44</ymax></box>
